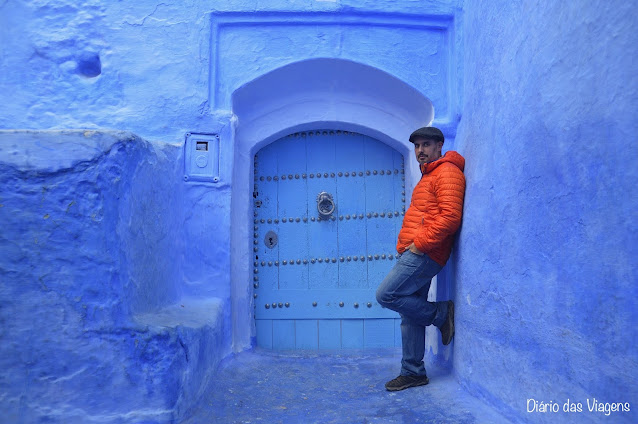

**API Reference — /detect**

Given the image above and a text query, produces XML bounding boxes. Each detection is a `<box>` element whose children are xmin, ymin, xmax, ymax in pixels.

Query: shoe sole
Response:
<box><xmin>442</xmin><ymin>300</ymin><xmax>455</xmax><ymax>345</ymax></box>
<box><xmin>385</xmin><ymin>378</ymin><xmax>429</xmax><ymax>392</ymax></box>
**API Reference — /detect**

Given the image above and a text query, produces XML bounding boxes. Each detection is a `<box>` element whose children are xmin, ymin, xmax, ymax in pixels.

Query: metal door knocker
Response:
<box><xmin>316</xmin><ymin>191</ymin><xmax>335</xmax><ymax>217</ymax></box>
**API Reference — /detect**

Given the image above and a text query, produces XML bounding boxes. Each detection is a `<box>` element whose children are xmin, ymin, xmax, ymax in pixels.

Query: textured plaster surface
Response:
<box><xmin>3</xmin><ymin>0</ymin><xmax>635</xmax><ymax>423</ymax></box>
<box><xmin>212</xmin><ymin>11</ymin><xmax>454</xmax><ymax>119</ymax></box>
<box><xmin>0</xmin><ymin>131</ymin><xmax>231</xmax><ymax>422</ymax></box>
<box><xmin>0</xmin><ymin>0</ymin><xmax>464</xmax><ymax>359</ymax></box>
<box><xmin>184</xmin><ymin>349</ymin><xmax>510</xmax><ymax>424</ymax></box>
<box><xmin>0</xmin><ymin>0</ymin><xmax>463</xmax><ymax>357</ymax></box>
<box><xmin>0</xmin><ymin>0</ymin><xmax>462</xmax><ymax>143</ymax></box>
<box><xmin>454</xmin><ymin>1</ymin><xmax>638</xmax><ymax>422</ymax></box>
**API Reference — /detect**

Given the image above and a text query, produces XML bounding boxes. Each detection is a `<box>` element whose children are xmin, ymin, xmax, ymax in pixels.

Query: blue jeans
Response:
<box><xmin>375</xmin><ymin>250</ymin><xmax>447</xmax><ymax>377</ymax></box>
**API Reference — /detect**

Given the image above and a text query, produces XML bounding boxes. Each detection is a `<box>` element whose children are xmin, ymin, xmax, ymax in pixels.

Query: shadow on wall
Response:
<box><xmin>0</xmin><ymin>130</ymin><xmax>231</xmax><ymax>422</ymax></box>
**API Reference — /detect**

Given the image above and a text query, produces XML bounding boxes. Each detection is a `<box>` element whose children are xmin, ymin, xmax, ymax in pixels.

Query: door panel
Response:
<box><xmin>273</xmin><ymin>320</ymin><xmax>296</xmax><ymax>350</ymax></box>
<box><xmin>253</xmin><ymin>130</ymin><xmax>405</xmax><ymax>349</ymax></box>
<box><xmin>255</xmin><ymin>319</ymin><xmax>272</xmax><ymax>349</ymax></box>
<box><xmin>365</xmin><ymin>319</ymin><xmax>395</xmax><ymax>348</ymax></box>
<box><xmin>342</xmin><ymin>319</ymin><xmax>364</xmax><ymax>349</ymax></box>
<box><xmin>318</xmin><ymin>319</ymin><xmax>341</xmax><ymax>349</ymax></box>
<box><xmin>295</xmin><ymin>320</ymin><xmax>319</xmax><ymax>349</ymax></box>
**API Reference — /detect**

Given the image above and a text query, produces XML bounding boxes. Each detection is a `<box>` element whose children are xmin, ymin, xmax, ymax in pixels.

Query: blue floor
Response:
<box><xmin>183</xmin><ymin>348</ymin><xmax>510</xmax><ymax>424</ymax></box>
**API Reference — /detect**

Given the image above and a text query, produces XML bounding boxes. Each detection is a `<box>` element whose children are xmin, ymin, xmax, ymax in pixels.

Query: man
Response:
<box><xmin>376</xmin><ymin>126</ymin><xmax>465</xmax><ymax>391</ymax></box>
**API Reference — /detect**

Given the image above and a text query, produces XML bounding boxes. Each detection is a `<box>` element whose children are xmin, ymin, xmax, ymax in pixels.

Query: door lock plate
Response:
<box><xmin>264</xmin><ymin>230</ymin><xmax>278</xmax><ymax>248</ymax></box>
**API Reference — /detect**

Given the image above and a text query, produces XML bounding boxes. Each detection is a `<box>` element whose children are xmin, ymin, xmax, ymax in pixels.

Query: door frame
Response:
<box><xmin>229</xmin><ymin>58</ymin><xmax>439</xmax><ymax>353</ymax></box>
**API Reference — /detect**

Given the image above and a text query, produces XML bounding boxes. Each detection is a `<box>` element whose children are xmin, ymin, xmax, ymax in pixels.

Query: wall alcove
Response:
<box><xmin>230</xmin><ymin>58</ymin><xmax>438</xmax><ymax>351</ymax></box>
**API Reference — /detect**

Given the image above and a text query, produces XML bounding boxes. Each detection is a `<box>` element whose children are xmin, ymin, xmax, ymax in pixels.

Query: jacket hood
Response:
<box><xmin>420</xmin><ymin>150</ymin><xmax>465</xmax><ymax>174</ymax></box>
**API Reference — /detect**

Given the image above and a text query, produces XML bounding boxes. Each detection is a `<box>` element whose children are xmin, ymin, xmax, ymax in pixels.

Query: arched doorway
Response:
<box><xmin>230</xmin><ymin>58</ymin><xmax>437</xmax><ymax>352</ymax></box>
<box><xmin>253</xmin><ymin>130</ymin><xmax>405</xmax><ymax>349</ymax></box>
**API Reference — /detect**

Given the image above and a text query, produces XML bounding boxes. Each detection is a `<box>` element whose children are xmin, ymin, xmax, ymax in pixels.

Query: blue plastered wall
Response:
<box><xmin>0</xmin><ymin>130</ymin><xmax>231</xmax><ymax>422</ymax></box>
<box><xmin>0</xmin><ymin>1</ymin><xmax>238</xmax><ymax>420</ymax></box>
<box><xmin>1</xmin><ymin>0</ymin><xmax>635</xmax><ymax>422</ymax></box>
<box><xmin>0</xmin><ymin>0</ymin><xmax>463</xmax><ymax>420</ymax></box>
<box><xmin>455</xmin><ymin>1</ymin><xmax>638</xmax><ymax>422</ymax></box>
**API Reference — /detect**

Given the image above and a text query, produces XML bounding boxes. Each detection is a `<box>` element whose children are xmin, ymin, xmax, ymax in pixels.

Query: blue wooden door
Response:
<box><xmin>253</xmin><ymin>130</ymin><xmax>405</xmax><ymax>349</ymax></box>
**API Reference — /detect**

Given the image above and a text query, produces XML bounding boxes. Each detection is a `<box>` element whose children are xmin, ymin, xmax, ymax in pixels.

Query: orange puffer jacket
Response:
<box><xmin>397</xmin><ymin>151</ymin><xmax>466</xmax><ymax>266</ymax></box>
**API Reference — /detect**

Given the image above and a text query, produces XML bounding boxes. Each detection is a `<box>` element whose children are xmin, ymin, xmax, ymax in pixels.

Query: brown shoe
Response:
<box><xmin>440</xmin><ymin>300</ymin><xmax>455</xmax><ymax>345</ymax></box>
<box><xmin>384</xmin><ymin>374</ymin><xmax>429</xmax><ymax>391</ymax></box>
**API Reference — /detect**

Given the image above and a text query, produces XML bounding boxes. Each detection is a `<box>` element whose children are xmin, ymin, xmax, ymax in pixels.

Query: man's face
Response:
<box><xmin>413</xmin><ymin>138</ymin><xmax>443</xmax><ymax>165</ymax></box>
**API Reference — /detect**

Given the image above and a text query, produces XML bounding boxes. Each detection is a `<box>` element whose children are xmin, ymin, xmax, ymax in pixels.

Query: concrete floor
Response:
<box><xmin>183</xmin><ymin>349</ymin><xmax>510</xmax><ymax>424</ymax></box>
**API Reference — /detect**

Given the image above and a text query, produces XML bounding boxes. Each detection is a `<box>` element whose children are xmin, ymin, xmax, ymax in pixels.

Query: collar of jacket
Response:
<box><xmin>420</xmin><ymin>151</ymin><xmax>466</xmax><ymax>174</ymax></box>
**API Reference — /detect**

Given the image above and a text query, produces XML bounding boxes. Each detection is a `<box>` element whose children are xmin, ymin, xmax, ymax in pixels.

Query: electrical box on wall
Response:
<box><xmin>184</xmin><ymin>132</ymin><xmax>220</xmax><ymax>183</ymax></box>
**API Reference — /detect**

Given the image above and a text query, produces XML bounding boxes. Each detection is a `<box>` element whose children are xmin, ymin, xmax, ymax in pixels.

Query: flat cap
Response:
<box><xmin>409</xmin><ymin>127</ymin><xmax>444</xmax><ymax>144</ymax></box>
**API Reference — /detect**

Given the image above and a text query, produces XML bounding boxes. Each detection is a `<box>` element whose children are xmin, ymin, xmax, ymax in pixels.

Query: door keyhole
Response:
<box><xmin>264</xmin><ymin>231</ymin><xmax>278</xmax><ymax>249</ymax></box>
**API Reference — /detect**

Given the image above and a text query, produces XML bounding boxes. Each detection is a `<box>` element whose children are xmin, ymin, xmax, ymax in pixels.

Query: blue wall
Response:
<box><xmin>0</xmin><ymin>1</ymin><xmax>462</xmax><ymax>355</ymax></box>
<box><xmin>455</xmin><ymin>0</ymin><xmax>637</xmax><ymax>422</ymax></box>
<box><xmin>0</xmin><ymin>130</ymin><xmax>231</xmax><ymax>422</ymax></box>
<box><xmin>1</xmin><ymin>0</ymin><xmax>636</xmax><ymax>422</ymax></box>
<box><xmin>1</xmin><ymin>0</ymin><xmax>464</xmax><ymax>421</ymax></box>
<box><xmin>0</xmin><ymin>0</ymin><xmax>461</xmax><ymax>142</ymax></box>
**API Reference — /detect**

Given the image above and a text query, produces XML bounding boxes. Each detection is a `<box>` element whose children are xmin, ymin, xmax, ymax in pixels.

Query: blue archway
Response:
<box><xmin>230</xmin><ymin>58</ymin><xmax>438</xmax><ymax>351</ymax></box>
